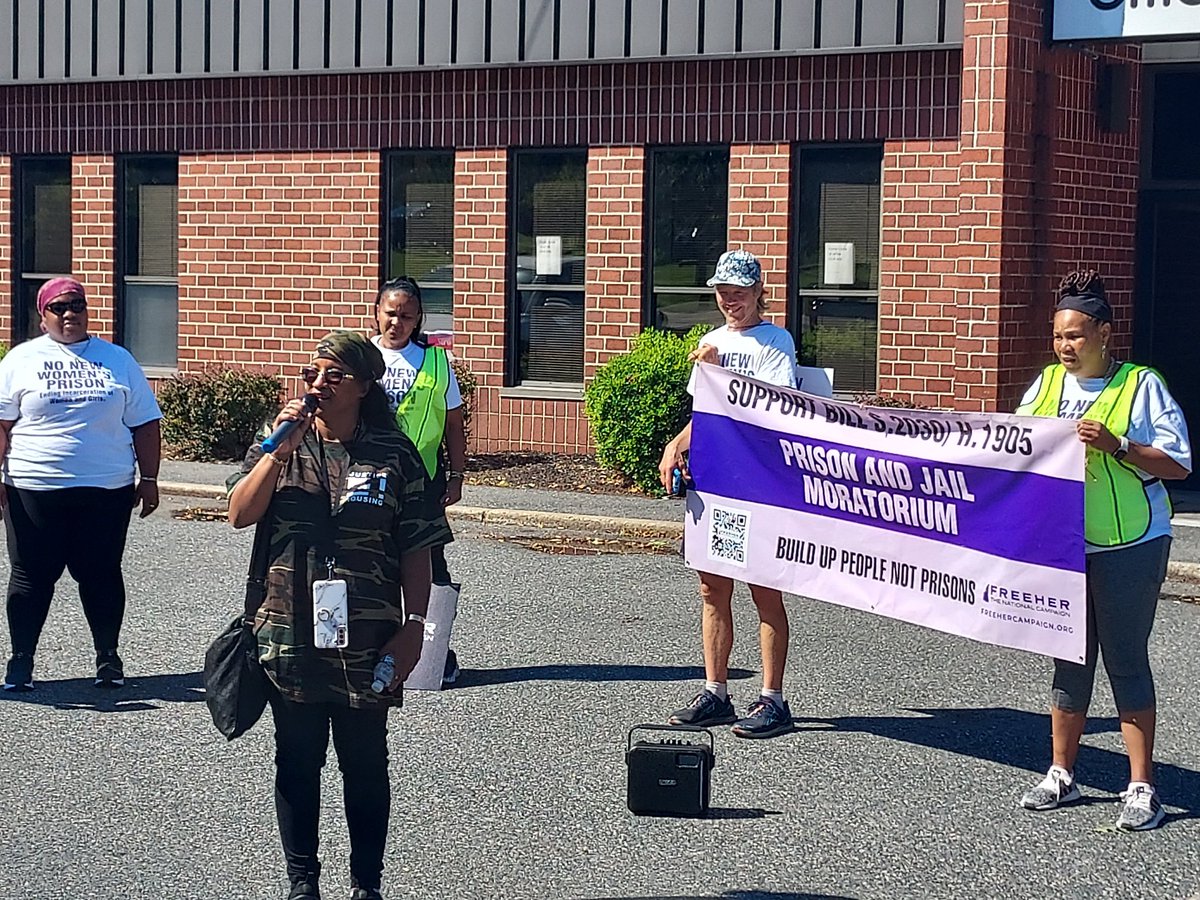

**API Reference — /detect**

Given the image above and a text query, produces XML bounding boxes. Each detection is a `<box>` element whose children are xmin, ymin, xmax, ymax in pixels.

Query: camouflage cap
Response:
<box><xmin>315</xmin><ymin>330</ymin><xmax>386</xmax><ymax>382</ymax></box>
<box><xmin>706</xmin><ymin>249</ymin><xmax>763</xmax><ymax>287</ymax></box>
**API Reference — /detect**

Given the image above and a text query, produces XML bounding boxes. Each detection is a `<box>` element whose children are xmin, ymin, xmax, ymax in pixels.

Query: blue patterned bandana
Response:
<box><xmin>706</xmin><ymin>250</ymin><xmax>763</xmax><ymax>287</ymax></box>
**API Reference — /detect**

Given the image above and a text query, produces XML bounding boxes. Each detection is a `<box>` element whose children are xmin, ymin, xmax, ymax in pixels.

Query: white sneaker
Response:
<box><xmin>1020</xmin><ymin>766</ymin><xmax>1082</xmax><ymax>811</ymax></box>
<box><xmin>1116</xmin><ymin>783</ymin><xmax>1165</xmax><ymax>832</ymax></box>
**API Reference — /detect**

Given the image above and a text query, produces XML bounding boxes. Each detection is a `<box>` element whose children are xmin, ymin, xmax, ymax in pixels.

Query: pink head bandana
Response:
<box><xmin>36</xmin><ymin>277</ymin><xmax>87</xmax><ymax>316</ymax></box>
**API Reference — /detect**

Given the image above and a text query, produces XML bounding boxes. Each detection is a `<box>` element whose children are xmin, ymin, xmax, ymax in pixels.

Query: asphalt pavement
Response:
<box><xmin>0</xmin><ymin>469</ymin><xmax>1199</xmax><ymax>899</ymax></box>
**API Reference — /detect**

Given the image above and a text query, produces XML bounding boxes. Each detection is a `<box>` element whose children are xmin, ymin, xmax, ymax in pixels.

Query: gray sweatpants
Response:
<box><xmin>1051</xmin><ymin>535</ymin><xmax>1171</xmax><ymax>713</ymax></box>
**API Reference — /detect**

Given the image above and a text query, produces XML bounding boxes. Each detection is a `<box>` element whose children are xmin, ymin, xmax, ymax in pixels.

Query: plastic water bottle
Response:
<box><xmin>370</xmin><ymin>654</ymin><xmax>396</xmax><ymax>693</ymax></box>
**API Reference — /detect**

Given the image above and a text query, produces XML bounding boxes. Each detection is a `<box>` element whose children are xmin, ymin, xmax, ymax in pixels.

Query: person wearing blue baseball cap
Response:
<box><xmin>658</xmin><ymin>249</ymin><xmax>798</xmax><ymax>739</ymax></box>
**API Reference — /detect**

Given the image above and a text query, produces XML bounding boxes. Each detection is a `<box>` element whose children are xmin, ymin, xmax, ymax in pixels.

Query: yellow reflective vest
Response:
<box><xmin>1017</xmin><ymin>362</ymin><xmax>1158</xmax><ymax>548</ymax></box>
<box><xmin>395</xmin><ymin>345</ymin><xmax>451</xmax><ymax>480</ymax></box>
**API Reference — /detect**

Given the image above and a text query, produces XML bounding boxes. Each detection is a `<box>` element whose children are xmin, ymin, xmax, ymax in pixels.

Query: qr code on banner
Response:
<box><xmin>709</xmin><ymin>506</ymin><xmax>750</xmax><ymax>567</ymax></box>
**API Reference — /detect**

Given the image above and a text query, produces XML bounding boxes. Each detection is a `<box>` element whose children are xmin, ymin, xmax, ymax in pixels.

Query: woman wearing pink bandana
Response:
<box><xmin>0</xmin><ymin>277</ymin><xmax>162</xmax><ymax>691</ymax></box>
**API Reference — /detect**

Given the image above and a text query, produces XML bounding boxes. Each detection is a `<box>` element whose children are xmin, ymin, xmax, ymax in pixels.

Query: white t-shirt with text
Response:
<box><xmin>1019</xmin><ymin>365</ymin><xmax>1192</xmax><ymax>552</ymax></box>
<box><xmin>686</xmin><ymin>322</ymin><xmax>798</xmax><ymax>395</ymax></box>
<box><xmin>371</xmin><ymin>337</ymin><xmax>463</xmax><ymax>414</ymax></box>
<box><xmin>0</xmin><ymin>335</ymin><xmax>162</xmax><ymax>490</ymax></box>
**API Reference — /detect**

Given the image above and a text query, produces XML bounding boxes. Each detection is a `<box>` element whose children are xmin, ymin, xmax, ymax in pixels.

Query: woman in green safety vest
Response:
<box><xmin>1015</xmin><ymin>269</ymin><xmax>1191</xmax><ymax>832</ymax></box>
<box><xmin>372</xmin><ymin>276</ymin><xmax>468</xmax><ymax>685</ymax></box>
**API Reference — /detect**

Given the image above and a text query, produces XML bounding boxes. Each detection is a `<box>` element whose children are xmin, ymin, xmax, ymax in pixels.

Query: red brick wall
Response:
<box><xmin>586</xmin><ymin>146</ymin><xmax>644</xmax><ymax>374</ymax></box>
<box><xmin>955</xmin><ymin>0</ymin><xmax>1140</xmax><ymax>411</ymax></box>
<box><xmin>879</xmin><ymin>140</ymin><xmax>962</xmax><ymax>406</ymax></box>
<box><xmin>73</xmin><ymin>156</ymin><xmax>116</xmax><ymax>342</ymax></box>
<box><xmin>1018</xmin><ymin>43</ymin><xmax>1141</xmax><ymax>369</ymax></box>
<box><xmin>2</xmin><ymin>50</ymin><xmax>963</xmax><ymax>453</ymax></box>
<box><xmin>728</xmin><ymin>144</ymin><xmax>791</xmax><ymax>327</ymax></box>
<box><xmin>874</xmin><ymin>0</ymin><xmax>1140</xmax><ymax>414</ymax></box>
<box><xmin>0</xmin><ymin>53</ymin><xmax>961</xmax><ymax>154</ymax></box>
<box><xmin>175</xmin><ymin>153</ymin><xmax>379</xmax><ymax>377</ymax></box>
<box><xmin>0</xmin><ymin>156</ymin><xmax>10</xmax><ymax>344</ymax></box>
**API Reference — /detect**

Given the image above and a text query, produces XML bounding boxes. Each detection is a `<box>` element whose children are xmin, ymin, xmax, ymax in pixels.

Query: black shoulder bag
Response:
<box><xmin>203</xmin><ymin>514</ymin><xmax>273</xmax><ymax>741</ymax></box>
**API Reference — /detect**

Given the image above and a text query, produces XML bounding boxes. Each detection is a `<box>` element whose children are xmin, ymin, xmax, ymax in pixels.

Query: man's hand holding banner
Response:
<box><xmin>684</xmin><ymin>363</ymin><xmax>1088</xmax><ymax>662</ymax></box>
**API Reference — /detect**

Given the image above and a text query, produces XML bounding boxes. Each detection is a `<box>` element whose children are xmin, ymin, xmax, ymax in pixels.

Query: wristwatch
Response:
<box><xmin>1113</xmin><ymin>435</ymin><xmax>1130</xmax><ymax>462</ymax></box>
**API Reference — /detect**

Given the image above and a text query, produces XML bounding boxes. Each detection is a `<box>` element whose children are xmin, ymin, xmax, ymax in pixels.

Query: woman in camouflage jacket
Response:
<box><xmin>228</xmin><ymin>330</ymin><xmax>450</xmax><ymax>900</ymax></box>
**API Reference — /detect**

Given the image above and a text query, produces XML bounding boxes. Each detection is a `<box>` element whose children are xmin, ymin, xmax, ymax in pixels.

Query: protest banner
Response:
<box><xmin>684</xmin><ymin>363</ymin><xmax>1087</xmax><ymax>662</ymax></box>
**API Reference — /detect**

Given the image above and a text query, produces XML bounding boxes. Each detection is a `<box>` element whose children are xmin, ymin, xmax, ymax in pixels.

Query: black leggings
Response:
<box><xmin>4</xmin><ymin>485</ymin><xmax>135</xmax><ymax>657</ymax></box>
<box><xmin>269</xmin><ymin>692</ymin><xmax>391</xmax><ymax>890</ymax></box>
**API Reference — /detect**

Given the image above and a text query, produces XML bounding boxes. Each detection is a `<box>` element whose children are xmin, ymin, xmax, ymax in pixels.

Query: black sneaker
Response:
<box><xmin>3</xmin><ymin>653</ymin><xmax>34</xmax><ymax>692</ymax></box>
<box><xmin>731</xmin><ymin>697</ymin><xmax>793</xmax><ymax>739</ymax></box>
<box><xmin>95</xmin><ymin>650</ymin><xmax>125</xmax><ymax>688</ymax></box>
<box><xmin>442</xmin><ymin>649</ymin><xmax>460</xmax><ymax>686</ymax></box>
<box><xmin>668</xmin><ymin>690</ymin><xmax>737</xmax><ymax>727</ymax></box>
<box><xmin>349</xmin><ymin>889</ymin><xmax>382</xmax><ymax>900</ymax></box>
<box><xmin>287</xmin><ymin>880</ymin><xmax>320</xmax><ymax>899</ymax></box>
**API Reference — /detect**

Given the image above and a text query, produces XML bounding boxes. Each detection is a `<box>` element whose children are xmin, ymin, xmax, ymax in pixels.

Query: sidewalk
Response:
<box><xmin>159</xmin><ymin>460</ymin><xmax>1200</xmax><ymax>583</ymax></box>
<box><xmin>159</xmin><ymin>459</ymin><xmax>681</xmax><ymax>532</ymax></box>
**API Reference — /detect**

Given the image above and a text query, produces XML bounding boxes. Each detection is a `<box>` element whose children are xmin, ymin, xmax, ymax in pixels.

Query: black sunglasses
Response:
<box><xmin>46</xmin><ymin>298</ymin><xmax>87</xmax><ymax>316</ymax></box>
<box><xmin>299</xmin><ymin>366</ymin><xmax>356</xmax><ymax>386</ymax></box>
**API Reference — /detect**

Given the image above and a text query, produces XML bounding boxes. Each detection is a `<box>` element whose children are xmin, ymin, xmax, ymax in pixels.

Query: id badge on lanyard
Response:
<box><xmin>313</xmin><ymin>556</ymin><xmax>349</xmax><ymax>649</ymax></box>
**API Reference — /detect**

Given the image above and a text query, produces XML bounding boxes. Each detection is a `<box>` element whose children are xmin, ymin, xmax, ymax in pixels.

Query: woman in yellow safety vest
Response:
<box><xmin>1015</xmin><ymin>269</ymin><xmax>1191</xmax><ymax>832</ymax></box>
<box><xmin>372</xmin><ymin>276</ymin><xmax>468</xmax><ymax>684</ymax></box>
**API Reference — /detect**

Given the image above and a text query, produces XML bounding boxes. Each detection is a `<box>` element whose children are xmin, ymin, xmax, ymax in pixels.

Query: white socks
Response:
<box><xmin>704</xmin><ymin>681</ymin><xmax>728</xmax><ymax>701</ymax></box>
<box><xmin>702</xmin><ymin>683</ymin><xmax>786</xmax><ymax>705</ymax></box>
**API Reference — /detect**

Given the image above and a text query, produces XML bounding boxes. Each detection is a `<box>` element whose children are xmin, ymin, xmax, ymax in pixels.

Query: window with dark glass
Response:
<box><xmin>1151</xmin><ymin>72</ymin><xmax>1200</xmax><ymax>183</ymax></box>
<box><xmin>119</xmin><ymin>156</ymin><xmax>178</xmax><ymax>368</ymax></box>
<box><xmin>647</xmin><ymin>147</ymin><xmax>729</xmax><ymax>334</ymax></box>
<box><xmin>384</xmin><ymin>153</ymin><xmax>456</xmax><ymax>333</ymax></box>
<box><xmin>509</xmin><ymin>150</ymin><xmax>587</xmax><ymax>385</ymax></box>
<box><xmin>15</xmin><ymin>157</ymin><xmax>72</xmax><ymax>342</ymax></box>
<box><xmin>793</xmin><ymin>146</ymin><xmax>883</xmax><ymax>394</ymax></box>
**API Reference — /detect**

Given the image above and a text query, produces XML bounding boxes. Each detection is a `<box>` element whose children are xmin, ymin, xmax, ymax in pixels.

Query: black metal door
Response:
<box><xmin>1142</xmin><ymin>198</ymin><xmax>1200</xmax><ymax>489</ymax></box>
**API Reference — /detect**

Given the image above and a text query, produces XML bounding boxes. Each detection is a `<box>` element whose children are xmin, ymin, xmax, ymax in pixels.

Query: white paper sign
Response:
<box><xmin>795</xmin><ymin>366</ymin><xmax>835</xmax><ymax>398</ymax></box>
<box><xmin>536</xmin><ymin>236</ymin><xmax>563</xmax><ymax>276</ymax></box>
<box><xmin>824</xmin><ymin>243</ymin><xmax>855</xmax><ymax>285</ymax></box>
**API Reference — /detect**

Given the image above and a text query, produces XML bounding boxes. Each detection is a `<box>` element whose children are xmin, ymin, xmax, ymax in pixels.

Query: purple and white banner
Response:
<box><xmin>684</xmin><ymin>364</ymin><xmax>1087</xmax><ymax>662</ymax></box>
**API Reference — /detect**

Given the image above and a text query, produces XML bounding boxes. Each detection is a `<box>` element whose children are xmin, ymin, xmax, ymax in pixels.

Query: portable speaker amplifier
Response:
<box><xmin>626</xmin><ymin>724</ymin><xmax>715</xmax><ymax>817</ymax></box>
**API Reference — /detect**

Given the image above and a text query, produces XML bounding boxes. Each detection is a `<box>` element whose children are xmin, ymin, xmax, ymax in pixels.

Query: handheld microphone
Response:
<box><xmin>261</xmin><ymin>394</ymin><xmax>319</xmax><ymax>454</ymax></box>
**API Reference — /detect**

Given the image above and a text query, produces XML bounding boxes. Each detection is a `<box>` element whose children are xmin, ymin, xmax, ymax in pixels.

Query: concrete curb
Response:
<box><xmin>158</xmin><ymin>480</ymin><xmax>1200</xmax><ymax>582</ymax></box>
<box><xmin>1168</xmin><ymin>561</ymin><xmax>1200</xmax><ymax>584</ymax></box>
<box><xmin>450</xmin><ymin>505</ymin><xmax>682</xmax><ymax>535</ymax></box>
<box><xmin>159</xmin><ymin>481</ymin><xmax>683</xmax><ymax>535</ymax></box>
<box><xmin>159</xmin><ymin>481</ymin><xmax>226</xmax><ymax>500</ymax></box>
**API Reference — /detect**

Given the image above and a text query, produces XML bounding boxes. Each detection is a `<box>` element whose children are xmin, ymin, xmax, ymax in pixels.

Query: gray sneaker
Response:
<box><xmin>668</xmin><ymin>690</ymin><xmax>736</xmax><ymax>727</ymax></box>
<box><xmin>1116</xmin><ymin>784</ymin><xmax>1165</xmax><ymax>832</ymax></box>
<box><xmin>730</xmin><ymin>697</ymin><xmax>793</xmax><ymax>739</ymax></box>
<box><xmin>1020</xmin><ymin>766</ymin><xmax>1081</xmax><ymax>810</ymax></box>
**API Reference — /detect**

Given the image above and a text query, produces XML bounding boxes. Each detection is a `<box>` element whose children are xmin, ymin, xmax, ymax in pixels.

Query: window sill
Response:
<box><xmin>142</xmin><ymin>366</ymin><xmax>181</xmax><ymax>380</ymax></box>
<box><xmin>500</xmin><ymin>383</ymin><xmax>585</xmax><ymax>402</ymax></box>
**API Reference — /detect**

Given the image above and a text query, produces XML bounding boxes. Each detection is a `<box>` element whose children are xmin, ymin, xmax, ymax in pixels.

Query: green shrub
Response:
<box><xmin>584</xmin><ymin>325</ymin><xmax>711</xmax><ymax>494</ymax></box>
<box><xmin>159</xmin><ymin>367</ymin><xmax>283</xmax><ymax>461</ymax></box>
<box><xmin>450</xmin><ymin>356</ymin><xmax>478</xmax><ymax>444</ymax></box>
<box><xmin>0</xmin><ymin>343</ymin><xmax>8</xmax><ymax>362</ymax></box>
